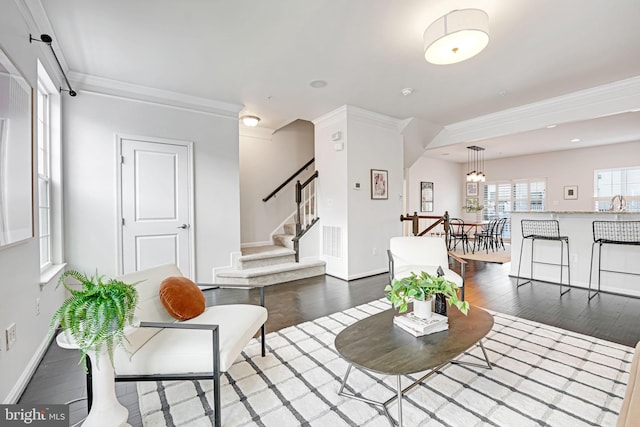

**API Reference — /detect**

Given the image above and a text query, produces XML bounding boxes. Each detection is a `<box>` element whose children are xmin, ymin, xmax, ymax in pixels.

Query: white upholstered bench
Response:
<box><xmin>106</xmin><ymin>264</ymin><xmax>268</xmax><ymax>427</ymax></box>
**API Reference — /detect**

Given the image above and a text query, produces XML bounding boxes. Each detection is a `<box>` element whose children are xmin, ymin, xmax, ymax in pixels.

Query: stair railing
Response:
<box><xmin>292</xmin><ymin>171</ymin><xmax>319</xmax><ymax>262</ymax></box>
<box><xmin>262</xmin><ymin>158</ymin><xmax>315</xmax><ymax>202</ymax></box>
<box><xmin>400</xmin><ymin>211</ymin><xmax>450</xmax><ymax>247</ymax></box>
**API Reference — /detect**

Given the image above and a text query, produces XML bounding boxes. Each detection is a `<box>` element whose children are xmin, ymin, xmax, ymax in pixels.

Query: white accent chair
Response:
<box><xmin>102</xmin><ymin>264</ymin><xmax>267</xmax><ymax>427</ymax></box>
<box><xmin>388</xmin><ymin>236</ymin><xmax>467</xmax><ymax>300</ymax></box>
<box><xmin>618</xmin><ymin>341</ymin><xmax>640</xmax><ymax>427</ymax></box>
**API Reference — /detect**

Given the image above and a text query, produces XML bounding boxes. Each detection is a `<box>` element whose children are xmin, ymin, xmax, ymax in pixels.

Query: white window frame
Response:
<box><xmin>37</xmin><ymin>61</ymin><xmax>64</xmax><ymax>282</ymax></box>
<box><xmin>594</xmin><ymin>166</ymin><xmax>640</xmax><ymax>211</ymax></box>
<box><xmin>37</xmin><ymin>82</ymin><xmax>52</xmax><ymax>270</ymax></box>
<box><xmin>482</xmin><ymin>178</ymin><xmax>547</xmax><ymax>239</ymax></box>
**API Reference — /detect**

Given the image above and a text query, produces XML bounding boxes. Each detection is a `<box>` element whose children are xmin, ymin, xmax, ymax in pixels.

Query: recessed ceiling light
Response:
<box><xmin>309</xmin><ymin>80</ymin><xmax>328</xmax><ymax>88</ymax></box>
<box><xmin>571</xmin><ymin>138</ymin><xmax>581</xmax><ymax>142</ymax></box>
<box><xmin>546</xmin><ymin>124</ymin><xmax>557</xmax><ymax>129</ymax></box>
<box><xmin>401</xmin><ymin>88</ymin><xmax>414</xmax><ymax>96</ymax></box>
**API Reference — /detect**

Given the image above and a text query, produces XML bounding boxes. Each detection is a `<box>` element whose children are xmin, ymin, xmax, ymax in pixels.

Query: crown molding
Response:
<box><xmin>239</xmin><ymin>126</ymin><xmax>274</xmax><ymax>140</ymax></box>
<box><xmin>69</xmin><ymin>72</ymin><xmax>243</xmax><ymax>117</ymax></box>
<box><xmin>430</xmin><ymin>75</ymin><xmax>640</xmax><ymax>148</ymax></box>
<box><xmin>345</xmin><ymin>105</ymin><xmax>404</xmax><ymax>131</ymax></box>
<box><xmin>312</xmin><ymin>105</ymin><xmax>348</xmax><ymax>127</ymax></box>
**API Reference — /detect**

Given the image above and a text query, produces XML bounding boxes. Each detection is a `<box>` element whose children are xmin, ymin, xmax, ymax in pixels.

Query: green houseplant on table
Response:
<box><xmin>385</xmin><ymin>271</ymin><xmax>469</xmax><ymax>318</ymax></box>
<box><xmin>50</xmin><ymin>269</ymin><xmax>139</xmax><ymax>369</ymax></box>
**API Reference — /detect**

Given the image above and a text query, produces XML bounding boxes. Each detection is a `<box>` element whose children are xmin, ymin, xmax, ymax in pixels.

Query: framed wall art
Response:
<box><xmin>466</xmin><ymin>182</ymin><xmax>479</xmax><ymax>197</ymax></box>
<box><xmin>420</xmin><ymin>182</ymin><xmax>433</xmax><ymax>212</ymax></box>
<box><xmin>564</xmin><ymin>185</ymin><xmax>578</xmax><ymax>200</ymax></box>
<box><xmin>370</xmin><ymin>169</ymin><xmax>388</xmax><ymax>200</ymax></box>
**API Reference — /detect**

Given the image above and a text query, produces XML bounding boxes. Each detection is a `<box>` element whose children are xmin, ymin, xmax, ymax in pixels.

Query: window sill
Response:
<box><xmin>40</xmin><ymin>263</ymin><xmax>67</xmax><ymax>290</ymax></box>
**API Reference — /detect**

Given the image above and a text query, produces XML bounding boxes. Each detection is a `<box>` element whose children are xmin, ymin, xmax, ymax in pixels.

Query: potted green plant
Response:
<box><xmin>385</xmin><ymin>271</ymin><xmax>469</xmax><ymax>317</ymax></box>
<box><xmin>50</xmin><ymin>270</ymin><xmax>139</xmax><ymax>369</ymax></box>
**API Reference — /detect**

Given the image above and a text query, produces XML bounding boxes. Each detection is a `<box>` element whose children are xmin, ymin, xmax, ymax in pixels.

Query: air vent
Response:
<box><xmin>322</xmin><ymin>226</ymin><xmax>342</xmax><ymax>258</ymax></box>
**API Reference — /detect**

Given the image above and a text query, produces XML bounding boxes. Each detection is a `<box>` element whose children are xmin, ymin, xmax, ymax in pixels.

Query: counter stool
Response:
<box><xmin>516</xmin><ymin>219</ymin><xmax>571</xmax><ymax>296</ymax></box>
<box><xmin>588</xmin><ymin>221</ymin><xmax>640</xmax><ymax>301</ymax></box>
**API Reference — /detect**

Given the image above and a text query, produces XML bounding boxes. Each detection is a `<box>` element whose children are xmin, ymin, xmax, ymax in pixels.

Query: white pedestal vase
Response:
<box><xmin>56</xmin><ymin>334</ymin><xmax>130</xmax><ymax>427</ymax></box>
<box><xmin>412</xmin><ymin>298</ymin><xmax>433</xmax><ymax>319</ymax></box>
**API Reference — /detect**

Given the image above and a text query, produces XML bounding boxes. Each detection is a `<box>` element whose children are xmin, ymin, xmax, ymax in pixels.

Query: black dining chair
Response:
<box><xmin>449</xmin><ymin>218</ymin><xmax>471</xmax><ymax>254</ymax></box>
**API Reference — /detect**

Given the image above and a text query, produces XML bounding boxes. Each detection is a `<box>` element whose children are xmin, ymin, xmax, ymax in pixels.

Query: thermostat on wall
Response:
<box><xmin>331</xmin><ymin>131</ymin><xmax>342</xmax><ymax>141</ymax></box>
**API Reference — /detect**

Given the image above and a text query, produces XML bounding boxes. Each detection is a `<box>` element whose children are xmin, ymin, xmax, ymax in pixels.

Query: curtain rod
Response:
<box><xmin>29</xmin><ymin>33</ymin><xmax>76</xmax><ymax>97</ymax></box>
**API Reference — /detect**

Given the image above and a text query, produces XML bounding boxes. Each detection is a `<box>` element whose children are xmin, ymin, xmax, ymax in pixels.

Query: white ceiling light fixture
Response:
<box><xmin>240</xmin><ymin>115</ymin><xmax>260</xmax><ymax>127</ymax></box>
<box><xmin>423</xmin><ymin>9</ymin><xmax>490</xmax><ymax>65</ymax></box>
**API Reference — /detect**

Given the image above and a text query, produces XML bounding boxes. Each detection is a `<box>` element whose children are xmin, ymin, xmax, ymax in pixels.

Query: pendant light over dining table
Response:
<box><xmin>466</xmin><ymin>145</ymin><xmax>486</xmax><ymax>182</ymax></box>
<box><xmin>423</xmin><ymin>9</ymin><xmax>490</xmax><ymax>65</ymax></box>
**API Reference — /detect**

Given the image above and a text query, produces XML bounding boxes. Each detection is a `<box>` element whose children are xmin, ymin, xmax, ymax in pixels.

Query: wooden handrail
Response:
<box><xmin>262</xmin><ymin>158</ymin><xmax>315</xmax><ymax>202</ymax></box>
<box><xmin>400</xmin><ymin>211</ymin><xmax>450</xmax><ymax>244</ymax></box>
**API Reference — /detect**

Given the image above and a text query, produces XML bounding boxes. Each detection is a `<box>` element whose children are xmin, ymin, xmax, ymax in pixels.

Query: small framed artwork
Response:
<box><xmin>564</xmin><ymin>185</ymin><xmax>578</xmax><ymax>200</ymax></box>
<box><xmin>466</xmin><ymin>182</ymin><xmax>479</xmax><ymax>197</ymax></box>
<box><xmin>371</xmin><ymin>169</ymin><xmax>388</xmax><ymax>199</ymax></box>
<box><xmin>421</xmin><ymin>182</ymin><xmax>434</xmax><ymax>212</ymax></box>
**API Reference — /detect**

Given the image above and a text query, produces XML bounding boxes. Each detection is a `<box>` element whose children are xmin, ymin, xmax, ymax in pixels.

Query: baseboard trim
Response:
<box><xmin>3</xmin><ymin>331</ymin><xmax>56</xmax><ymax>404</ymax></box>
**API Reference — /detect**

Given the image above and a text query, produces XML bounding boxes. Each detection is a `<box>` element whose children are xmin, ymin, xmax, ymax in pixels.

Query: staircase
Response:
<box><xmin>214</xmin><ymin>227</ymin><xmax>325</xmax><ymax>286</ymax></box>
<box><xmin>215</xmin><ymin>163</ymin><xmax>324</xmax><ymax>286</ymax></box>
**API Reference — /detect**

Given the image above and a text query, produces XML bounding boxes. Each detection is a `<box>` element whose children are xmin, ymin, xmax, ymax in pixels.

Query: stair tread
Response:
<box><xmin>216</xmin><ymin>260</ymin><xmax>326</xmax><ymax>278</ymax></box>
<box><xmin>239</xmin><ymin>246</ymin><xmax>295</xmax><ymax>261</ymax></box>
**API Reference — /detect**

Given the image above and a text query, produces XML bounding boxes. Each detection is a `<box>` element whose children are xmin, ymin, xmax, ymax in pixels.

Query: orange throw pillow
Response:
<box><xmin>159</xmin><ymin>276</ymin><xmax>206</xmax><ymax>320</ymax></box>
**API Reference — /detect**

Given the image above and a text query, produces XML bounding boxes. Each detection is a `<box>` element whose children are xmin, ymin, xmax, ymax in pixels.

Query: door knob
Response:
<box><xmin>177</xmin><ymin>224</ymin><xmax>189</xmax><ymax>229</ymax></box>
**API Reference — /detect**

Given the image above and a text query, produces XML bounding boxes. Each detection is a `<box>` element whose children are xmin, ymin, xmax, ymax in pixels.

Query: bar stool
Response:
<box><xmin>588</xmin><ymin>221</ymin><xmax>640</xmax><ymax>301</ymax></box>
<box><xmin>516</xmin><ymin>219</ymin><xmax>571</xmax><ymax>296</ymax></box>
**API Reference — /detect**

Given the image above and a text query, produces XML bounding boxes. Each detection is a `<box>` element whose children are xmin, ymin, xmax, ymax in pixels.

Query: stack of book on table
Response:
<box><xmin>393</xmin><ymin>312</ymin><xmax>448</xmax><ymax>337</ymax></box>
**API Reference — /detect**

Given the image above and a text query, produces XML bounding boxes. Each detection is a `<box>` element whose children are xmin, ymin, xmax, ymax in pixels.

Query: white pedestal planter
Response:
<box><xmin>412</xmin><ymin>298</ymin><xmax>433</xmax><ymax>319</ymax></box>
<box><xmin>56</xmin><ymin>334</ymin><xmax>130</xmax><ymax>427</ymax></box>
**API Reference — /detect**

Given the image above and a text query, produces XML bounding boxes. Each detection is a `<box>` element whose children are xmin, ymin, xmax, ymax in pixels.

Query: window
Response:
<box><xmin>37</xmin><ymin>60</ymin><xmax>63</xmax><ymax>278</ymax></box>
<box><xmin>37</xmin><ymin>83</ymin><xmax>51</xmax><ymax>269</ymax></box>
<box><xmin>594</xmin><ymin>167</ymin><xmax>640</xmax><ymax>211</ymax></box>
<box><xmin>483</xmin><ymin>178</ymin><xmax>546</xmax><ymax>239</ymax></box>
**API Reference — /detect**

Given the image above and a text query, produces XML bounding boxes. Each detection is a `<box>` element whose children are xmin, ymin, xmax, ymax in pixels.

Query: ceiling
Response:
<box><xmin>37</xmin><ymin>0</ymin><xmax>640</xmax><ymax>162</ymax></box>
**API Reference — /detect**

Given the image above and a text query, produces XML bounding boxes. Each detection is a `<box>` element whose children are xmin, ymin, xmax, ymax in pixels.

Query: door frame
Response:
<box><xmin>115</xmin><ymin>134</ymin><xmax>195</xmax><ymax>278</ymax></box>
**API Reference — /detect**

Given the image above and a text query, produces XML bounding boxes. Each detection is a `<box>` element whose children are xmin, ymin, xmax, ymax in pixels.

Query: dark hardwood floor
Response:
<box><xmin>18</xmin><ymin>260</ymin><xmax>640</xmax><ymax>426</ymax></box>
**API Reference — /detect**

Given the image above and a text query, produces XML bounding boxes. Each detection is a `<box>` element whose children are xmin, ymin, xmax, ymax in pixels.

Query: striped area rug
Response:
<box><xmin>137</xmin><ymin>299</ymin><xmax>633</xmax><ymax>426</ymax></box>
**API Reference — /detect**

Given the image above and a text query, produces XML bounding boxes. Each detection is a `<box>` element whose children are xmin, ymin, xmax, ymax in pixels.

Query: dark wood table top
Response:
<box><xmin>335</xmin><ymin>305</ymin><xmax>493</xmax><ymax>375</ymax></box>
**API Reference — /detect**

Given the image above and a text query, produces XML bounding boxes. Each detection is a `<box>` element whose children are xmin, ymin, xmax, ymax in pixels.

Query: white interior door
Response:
<box><xmin>120</xmin><ymin>137</ymin><xmax>193</xmax><ymax>276</ymax></box>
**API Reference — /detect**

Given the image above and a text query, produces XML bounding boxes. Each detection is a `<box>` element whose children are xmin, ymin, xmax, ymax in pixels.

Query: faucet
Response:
<box><xmin>609</xmin><ymin>195</ymin><xmax>627</xmax><ymax>211</ymax></box>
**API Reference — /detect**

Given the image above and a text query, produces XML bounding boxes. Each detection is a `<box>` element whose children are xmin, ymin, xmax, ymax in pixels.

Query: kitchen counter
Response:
<box><xmin>510</xmin><ymin>211</ymin><xmax>640</xmax><ymax>297</ymax></box>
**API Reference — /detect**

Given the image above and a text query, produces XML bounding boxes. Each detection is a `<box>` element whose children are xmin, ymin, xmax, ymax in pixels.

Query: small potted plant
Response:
<box><xmin>385</xmin><ymin>271</ymin><xmax>469</xmax><ymax>318</ymax></box>
<box><xmin>50</xmin><ymin>270</ymin><xmax>139</xmax><ymax>369</ymax></box>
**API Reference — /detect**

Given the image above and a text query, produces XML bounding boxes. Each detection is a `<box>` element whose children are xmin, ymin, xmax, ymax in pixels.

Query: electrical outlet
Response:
<box><xmin>36</xmin><ymin>298</ymin><xmax>40</xmax><ymax>316</ymax></box>
<box><xmin>6</xmin><ymin>323</ymin><xmax>16</xmax><ymax>350</ymax></box>
<box><xmin>372</xmin><ymin>247</ymin><xmax>378</xmax><ymax>256</ymax></box>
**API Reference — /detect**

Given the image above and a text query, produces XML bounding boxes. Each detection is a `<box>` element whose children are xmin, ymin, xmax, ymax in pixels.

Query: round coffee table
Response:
<box><xmin>334</xmin><ymin>305</ymin><xmax>493</xmax><ymax>426</ymax></box>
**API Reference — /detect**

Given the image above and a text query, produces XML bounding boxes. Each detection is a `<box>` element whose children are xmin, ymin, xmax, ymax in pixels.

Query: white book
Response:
<box><xmin>394</xmin><ymin>312</ymin><xmax>447</xmax><ymax>333</ymax></box>
<box><xmin>394</xmin><ymin>320</ymin><xmax>449</xmax><ymax>337</ymax></box>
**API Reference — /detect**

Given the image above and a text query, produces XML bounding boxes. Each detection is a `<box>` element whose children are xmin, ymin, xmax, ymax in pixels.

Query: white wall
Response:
<box><xmin>0</xmin><ymin>1</ymin><xmax>67</xmax><ymax>402</ymax></box>
<box><xmin>314</xmin><ymin>106</ymin><xmax>403</xmax><ymax>280</ymax></box>
<box><xmin>239</xmin><ymin>120</ymin><xmax>315</xmax><ymax>246</ymax></box>
<box><xmin>407</xmin><ymin>156</ymin><xmax>464</xmax><ymax>224</ymax></box>
<box><xmin>63</xmin><ymin>92</ymin><xmax>241</xmax><ymax>283</ymax></box>
<box><xmin>482</xmin><ymin>141</ymin><xmax>640</xmax><ymax>211</ymax></box>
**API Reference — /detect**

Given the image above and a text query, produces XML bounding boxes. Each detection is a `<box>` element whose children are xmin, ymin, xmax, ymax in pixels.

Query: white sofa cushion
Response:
<box><xmin>114</xmin><ymin>304</ymin><xmax>268</xmax><ymax>374</ymax></box>
<box><xmin>115</xmin><ymin>264</ymin><xmax>183</xmax><ymax>356</ymax></box>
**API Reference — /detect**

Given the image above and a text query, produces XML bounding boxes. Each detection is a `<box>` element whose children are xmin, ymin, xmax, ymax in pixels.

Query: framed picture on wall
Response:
<box><xmin>371</xmin><ymin>169</ymin><xmax>388</xmax><ymax>199</ymax></box>
<box><xmin>421</xmin><ymin>182</ymin><xmax>434</xmax><ymax>212</ymax></box>
<box><xmin>564</xmin><ymin>185</ymin><xmax>578</xmax><ymax>200</ymax></box>
<box><xmin>466</xmin><ymin>182</ymin><xmax>479</xmax><ymax>197</ymax></box>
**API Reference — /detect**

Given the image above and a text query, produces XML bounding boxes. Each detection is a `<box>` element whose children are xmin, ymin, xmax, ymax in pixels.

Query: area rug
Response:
<box><xmin>137</xmin><ymin>299</ymin><xmax>633</xmax><ymax>426</ymax></box>
<box><xmin>452</xmin><ymin>244</ymin><xmax>511</xmax><ymax>264</ymax></box>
